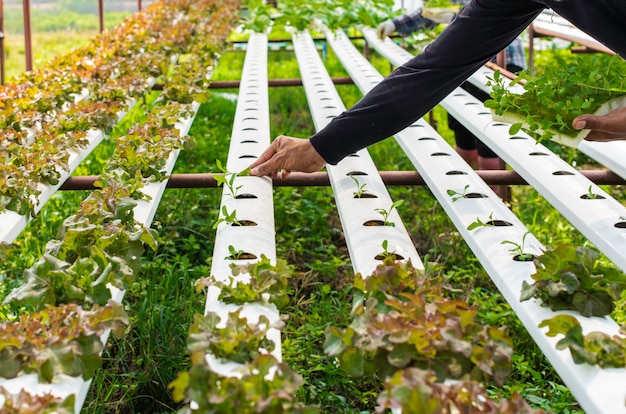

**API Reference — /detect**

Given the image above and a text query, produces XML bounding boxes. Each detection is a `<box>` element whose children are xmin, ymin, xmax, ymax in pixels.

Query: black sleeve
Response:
<box><xmin>309</xmin><ymin>0</ymin><xmax>626</xmax><ymax>165</ymax></box>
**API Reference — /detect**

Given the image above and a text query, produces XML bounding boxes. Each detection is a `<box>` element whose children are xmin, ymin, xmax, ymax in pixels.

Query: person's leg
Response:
<box><xmin>449</xmin><ymin>114</ymin><xmax>478</xmax><ymax>168</ymax></box>
<box><xmin>475</xmin><ymin>139</ymin><xmax>508</xmax><ymax>200</ymax></box>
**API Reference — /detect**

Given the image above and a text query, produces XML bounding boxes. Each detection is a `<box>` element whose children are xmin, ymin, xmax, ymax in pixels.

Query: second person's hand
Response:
<box><xmin>574</xmin><ymin>106</ymin><xmax>626</xmax><ymax>142</ymax></box>
<box><xmin>248</xmin><ymin>135</ymin><xmax>327</xmax><ymax>179</ymax></box>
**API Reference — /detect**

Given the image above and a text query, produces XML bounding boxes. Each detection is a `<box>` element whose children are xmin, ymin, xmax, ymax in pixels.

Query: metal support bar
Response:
<box><xmin>57</xmin><ymin>170</ymin><xmax>625</xmax><ymax>191</ymax></box>
<box><xmin>152</xmin><ymin>77</ymin><xmax>354</xmax><ymax>91</ymax></box>
<box><xmin>98</xmin><ymin>0</ymin><xmax>104</xmax><ymax>33</ymax></box>
<box><xmin>23</xmin><ymin>0</ymin><xmax>32</xmax><ymax>72</ymax></box>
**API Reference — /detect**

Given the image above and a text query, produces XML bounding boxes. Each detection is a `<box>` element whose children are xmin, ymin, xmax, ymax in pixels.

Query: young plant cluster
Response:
<box><xmin>0</xmin><ymin>0</ymin><xmax>240</xmax><ymax>404</ymax></box>
<box><xmin>324</xmin><ymin>256</ymin><xmax>544</xmax><ymax>412</ymax></box>
<box><xmin>0</xmin><ymin>386</ymin><xmax>74</xmax><ymax>414</ymax></box>
<box><xmin>171</xmin><ymin>257</ymin><xmax>318</xmax><ymax>413</ymax></box>
<box><xmin>485</xmin><ymin>54</ymin><xmax>626</xmax><ymax>144</ymax></box>
<box><xmin>521</xmin><ymin>244</ymin><xmax>626</xmax><ymax>368</ymax></box>
<box><xmin>241</xmin><ymin>0</ymin><xmax>395</xmax><ymax>33</ymax></box>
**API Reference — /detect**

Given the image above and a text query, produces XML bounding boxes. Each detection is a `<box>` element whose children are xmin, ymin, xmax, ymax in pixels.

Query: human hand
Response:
<box><xmin>248</xmin><ymin>135</ymin><xmax>327</xmax><ymax>179</ymax></box>
<box><xmin>574</xmin><ymin>107</ymin><xmax>626</xmax><ymax>142</ymax></box>
<box><xmin>422</xmin><ymin>7</ymin><xmax>458</xmax><ymax>24</ymax></box>
<box><xmin>376</xmin><ymin>20</ymin><xmax>395</xmax><ymax>40</ymax></box>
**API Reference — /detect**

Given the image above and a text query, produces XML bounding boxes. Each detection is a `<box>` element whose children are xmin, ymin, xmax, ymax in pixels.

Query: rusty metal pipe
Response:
<box><xmin>23</xmin><ymin>0</ymin><xmax>32</xmax><ymax>72</ymax></box>
<box><xmin>152</xmin><ymin>77</ymin><xmax>354</xmax><ymax>91</ymax></box>
<box><xmin>58</xmin><ymin>170</ymin><xmax>624</xmax><ymax>191</ymax></box>
<box><xmin>98</xmin><ymin>0</ymin><xmax>104</xmax><ymax>33</ymax></box>
<box><xmin>0</xmin><ymin>0</ymin><xmax>5</xmax><ymax>84</ymax></box>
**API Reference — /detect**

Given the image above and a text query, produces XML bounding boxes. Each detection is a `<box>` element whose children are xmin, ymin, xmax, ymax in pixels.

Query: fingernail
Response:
<box><xmin>573</xmin><ymin>119</ymin><xmax>586</xmax><ymax>130</ymax></box>
<box><xmin>250</xmin><ymin>167</ymin><xmax>258</xmax><ymax>176</ymax></box>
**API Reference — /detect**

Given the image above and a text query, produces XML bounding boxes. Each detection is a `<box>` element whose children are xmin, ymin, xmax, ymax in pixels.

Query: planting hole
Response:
<box><xmin>348</xmin><ymin>153</ymin><xmax>359</xmax><ymax>157</ymax></box>
<box><xmin>227</xmin><ymin>252</ymin><xmax>257</xmax><ymax>260</ymax></box>
<box><xmin>446</xmin><ymin>170</ymin><xmax>468</xmax><ymax>175</ymax></box>
<box><xmin>513</xmin><ymin>254</ymin><xmax>536</xmax><ymax>262</ymax></box>
<box><xmin>232</xmin><ymin>220</ymin><xmax>257</xmax><ymax>227</ymax></box>
<box><xmin>236</xmin><ymin>194</ymin><xmax>257</xmax><ymax>199</ymax></box>
<box><xmin>363</xmin><ymin>220</ymin><xmax>385</xmax><ymax>226</ymax></box>
<box><xmin>509</xmin><ymin>136</ymin><xmax>527</xmax><ymax>140</ymax></box>
<box><xmin>409</xmin><ymin>124</ymin><xmax>423</xmax><ymax>128</ymax></box>
<box><xmin>374</xmin><ymin>253</ymin><xmax>405</xmax><ymax>261</ymax></box>
<box><xmin>580</xmin><ymin>193</ymin><xmax>605</xmax><ymax>200</ymax></box>
<box><xmin>431</xmin><ymin>152</ymin><xmax>451</xmax><ymax>156</ymax></box>
<box><xmin>238</xmin><ymin>154</ymin><xmax>256</xmax><ymax>159</ymax></box>
<box><xmin>240</xmin><ymin>140</ymin><xmax>258</xmax><ymax>144</ymax></box>
<box><xmin>486</xmin><ymin>220</ymin><xmax>513</xmax><ymax>227</ymax></box>
<box><xmin>347</xmin><ymin>171</ymin><xmax>367</xmax><ymax>176</ymax></box>
<box><xmin>615</xmin><ymin>222</ymin><xmax>626</xmax><ymax>229</ymax></box>
<box><xmin>242</xmin><ymin>127</ymin><xmax>258</xmax><ymax>131</ymax></box>
<box><xmin>418</xmin><ymin>137</ymin><xmax>436</xmax><ymax>141</ymax></box>
<box><xmin>354</xmin><ymin>193</ymin><xmax>377</xmax><ymax>199</ymax></box>
<box><xmin>242</xmin><ymin>117</ymin><xmax>258</xmax><ymax>122</ymax></box>
<box><xmin>492</xmin><ymin>123</ymin><xmax>508</xmax><ymax>127</ymax></box>
<box><xmin>529</xmin><ymin>152</ymin><xmax>549</xmax><ymax>156</ymax></box>
<box><xmin>465</xmin><ymin>193</ymin><xmax>488</xmax><ymax>199</ymax></box>
<box><xmin>553</xmin><ymin>171</ymin><xmax>575</xmax><ymax>176</ymax></box>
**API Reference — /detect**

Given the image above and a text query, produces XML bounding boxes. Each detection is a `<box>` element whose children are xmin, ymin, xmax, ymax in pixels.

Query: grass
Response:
<box><xmin>2</xmin><ymin>24</ymin><xmax>625</xmax><ymax>414</ymax></box>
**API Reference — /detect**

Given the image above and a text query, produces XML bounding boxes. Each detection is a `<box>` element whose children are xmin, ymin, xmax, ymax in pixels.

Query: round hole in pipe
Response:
<box><xmin>240</xmin><ymin>140</ymin><xmax>258</xmax><ymax>144</ymax></box>
<box><xmin>374</xmin><ymin>253</ymin><xmax>405</xmax><ymax>261</ymax></box>
<box><xmin>446</xmin><ymin>170</ymin><xmax>468</xmax><ymax>175</ymax></box>
<box><xmin>491</xmin><ymin>123</ymin><xmax>509</xmax><ymax>127</ymax></box>
<box><xmin>431</xmin><ymin>152</ymin><xmax>451</xmax><ymax>156</ymax></box>
<box><xmin>347</xmin><ymin>171</ymin><xmax>367</xmax><ymax>176</ymax></box>
<box><xmin>510</xmin><ymin>135</ymin><xmax>527</xmax><ymax>140</ymax></box>
<box><xmin>226</xmin><ymin>252</ymin><xmax>258</xmax><ymax>260</ymax></box>
<box><xmin>242</xmin><ymin>127</ymin><xmax>258</xmax><ymax>131</ymax></box>
<box><xmin>615</xmin><ymin>222</ymin><xmax>626</xmax><ymax>229</ymax></box>
<box><xmin>553</xmin><ymin>171</ymin><xmax>575</xmax><ymax>176</ymax></box>
<box><xmin>513</xmin><ymin>254</ymin><xmax>536</xmax><ymax>262</ymax></box>
<box><xmin>363</xmin><ymin>220</ymin><xmax>385</xmax><ymax>226</ymax></box>
<box><xmin>580</xmin><ymin>193</ymin><xmax>605</xmax><ymax>200</ymax></box>
<box><xmin>418</xmin><ymin>137</ymin><xmax>436</xmax><ymax>141</ymax></box>
<box><xmin>465</xmin><ymin>192</ymin><xmax>488</xmax><ymax>199</ymax></box>
<box><xmin>354</xmin><ymin>193</ymin><xmax>378</xmax><ymax>199</ymax></box>
<box><xmin>238</xmin><ymin>154</ymin><xmax>257</xmax><ymax>159</ymax></box>
<box><xmin>486</xmin><ymin>220</ymin><xmax>513</xmax><ymax>227</ymax></box>
<box><xmin>529</xmin><ymin>152</ymin><xmax>549</xmax><ymax>156</ymax></box>
<box><xmin>231</xmin><ymin>220</ymin><xmax>257</xmax><ymax>227</ymax></box>
<box><xmin>236</xmin><ymin>193</ymin><xmax>258</xmax><ymax>199</ymax></box>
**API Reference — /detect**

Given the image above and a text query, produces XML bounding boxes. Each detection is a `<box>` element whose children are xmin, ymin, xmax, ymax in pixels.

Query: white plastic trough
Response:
<box><xmin>356</xmin><ymin>28</ymin><xmax>626</xmax><ymax>414</ymax></box>
<box><xmin>292</xmin><ymin>30</ymin><xmax>422</xmax><ymax>277</ymax></box>
<box><xmin>205</xmin><ymin>32</ymin><xmax>282</xmax><ymax>373</ymax></box>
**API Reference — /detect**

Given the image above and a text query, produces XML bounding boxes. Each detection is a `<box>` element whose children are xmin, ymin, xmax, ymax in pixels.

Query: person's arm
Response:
<box><xmin>574</xmin><ymin>107</ymin><xmax>626</xmax><ymax>142</ymax></box>
<box><xmin>250</xmin><ymin>0</ymin><xmax>626</xmax><ymax>176</ymax></box>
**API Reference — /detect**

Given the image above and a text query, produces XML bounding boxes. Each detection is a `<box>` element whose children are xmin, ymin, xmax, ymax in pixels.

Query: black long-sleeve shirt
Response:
<box><xmin>309</xmin><ymin>0</ymin><xmax>626</xmax><ymax>165</ymax></box>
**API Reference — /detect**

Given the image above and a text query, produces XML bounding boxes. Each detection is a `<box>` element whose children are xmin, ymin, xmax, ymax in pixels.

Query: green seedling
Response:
<box><xmin>380</xmin><ymin>239</ymin><xmax>396</xmax><ymax>259</ymax></box>
<box><xmin>214</xmin><ymin>159</ymin><xmax>242</xmax><ymax>198</ymax></box>
<box><xmin>467</xmin><ymin>212</ymin><xmax>496</xmax><ymax>231</ymax></box>
<box><xmin>501</xmin><ymin>231</ymin><xmax>534</xmax><ymax>261</ymax></box>
<box><xmin>375</xmin><ymin>200</ymin><xmax>404</xmax><ymax>227</ymax></box>
<box><xmin>226</xmin><ymin>245</ymin><xmax>245</xmax><ymax>260</ymax></box>
<box><xmin>447</xmin><ymin>184</ymin><xmax>470</xmax><ymax>202</ymax></box>
<box><xmin>351</xmin><ymin>175</ymin><xmax>369</xmax><ymax>198</ymax></box>
<box><xmin>213</xmin><ymin>205</ymin><xmax>240</xmax><ymax>229</ymax></box>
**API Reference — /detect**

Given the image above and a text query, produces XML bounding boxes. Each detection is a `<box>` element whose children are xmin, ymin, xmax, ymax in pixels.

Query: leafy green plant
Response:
<box><xmin>485</xmin><ymin>54</ymin><xmax>626</xmax><ymax>144</ymax></box>
<box><xmin>520</xmin><ymin>244</ymin><xmax>626</xmax><ymax>317</ymax></box>
<box><xmin>0</xmin><ymin>386</ymin><xmax>75</xmax><ymax>414</ymax></box>
<box><xmin>377</xmin><ymin>367</ymin><xmax>547</xmax><ymax>414</ymax></box>
<box><xmin>324</xmin><ymin>257</ymin><xmax>514</xmax><ymax>385</ymax></box>
<box><xmin>169</xmin><ymin>353</ymin><xmax>319</xmax><ymax>413</ymax></box>
<box><xmin>374</xmin><ymin>199</ymin><xmax>404</xmax><ymax>226</ymax></box>
<box><xmin>540</xmin><ymin>314</ymin><xmax>626</xmax><ymax>368</ymax></box>
<box><xmin>195</xmin><ymin>255</ymin><xmax>294</xmax><ymax>310</ymax></box>
<box><xmin>187</xmin><ymin>310</ymin><xmax>278</xmax><ymax>364</ymax></box>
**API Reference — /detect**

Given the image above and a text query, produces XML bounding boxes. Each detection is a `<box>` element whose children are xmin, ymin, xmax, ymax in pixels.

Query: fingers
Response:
<box><xmin>249</xmin><ymin>136</ymin><xmax>327</xmax><ymax>177</ymax></box>
<box><xmin>574</xmin><ymin>107</ymin><xmax>626</xmax><ymax>142</ymax></box>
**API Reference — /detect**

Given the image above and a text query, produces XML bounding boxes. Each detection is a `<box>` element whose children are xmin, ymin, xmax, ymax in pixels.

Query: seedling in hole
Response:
<box><xmin>214</xmin><ymin>159</ymin><xmax>242</xmax><ymax>198</ymax></box>
<box><xmin>226</xmin><ymin>245</ymin><xmax>245</xmax><ymax>260</ymax></box>
<box><xmin>375</xmin><ymin>200</ymin><xmax>404</xmax><ymax>227</ymax></box>
<box><xmin>582</xmin><ymin>185</ymin><xmax>604</xmax><ymax>200</ymax></box>
<box><xmin>501</xmin><ymin>230</ymin><xmax>534</xmax><ymax>261</ymax></box>
<box><xmin>351</xmin><ymin>175</ymin><xmax>369</xmax><ymax>198</ymax></box>
<box><xmin>380</xmin><ymin>239</ymin><xmax>396</xmax><ymax>259</ymax></box>
<box><xmin>467</xmin><ymin>212</ymin><xmax>496</xmax><ymax>231</ymax></box>
<box><xmin>447</xmin><ymin>184</ymin><xmax>470</xmax><ymax>202</ymax></box>
<box><xmin>213</xmin><ymin>205</ymin><xmax>240</xmax><ymax>229</ymax></box>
